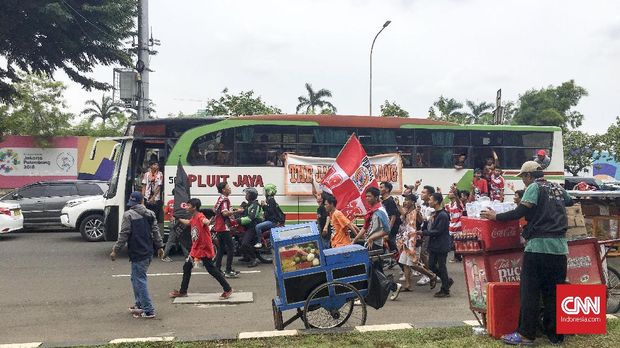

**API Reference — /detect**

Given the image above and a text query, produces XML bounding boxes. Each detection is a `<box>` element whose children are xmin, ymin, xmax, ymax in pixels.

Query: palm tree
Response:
<box><xmin>81</xmin><ymin>95</ymin><xmax>121</xmax><ymax>126</ymax></box>
<box><xmin>296</xmin><ymin>83</ymin><xmax>337</xmax><ymax>114</ymax></box>
<box><xmin>465</xmin><ymin>100</ymin><xmax>494</xmax><ymax>124</ymax></box>
<box><xmin>428</xmin><ymin>96</ymin><xmax>465</xmax><ymax>123</ymax></box>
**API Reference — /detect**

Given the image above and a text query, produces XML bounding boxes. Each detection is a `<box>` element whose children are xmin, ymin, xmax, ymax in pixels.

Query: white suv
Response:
<box><xmin>61</xmin><ymin>195</ymin><xmax>105</xmax><ymax>242</ymax></box>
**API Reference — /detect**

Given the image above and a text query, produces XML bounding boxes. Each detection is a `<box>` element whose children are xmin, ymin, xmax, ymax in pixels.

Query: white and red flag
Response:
<box><xmin>320</xmin><ymin>134</ymin><xmax>378</xmax><ymax>219</ymax></box>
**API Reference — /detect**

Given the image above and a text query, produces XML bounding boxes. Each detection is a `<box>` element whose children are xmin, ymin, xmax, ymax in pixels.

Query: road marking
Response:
<box><xmin>607</xmin><ymin>314</ymin><xmax>618</xmax><ymax>320</ymax></box>
<box><xmin>109</xmin><ymin>337</ymin><xmax>174</xmax><ymax>344</ymax></box>
<box><xmin>195</xmin><ymin>304</ymin><xmax>238</xmax><ymax>308</ymax></box>
<box><xmin>239</xmin><ymin>330</ymin><xmax>297</xmax><ymax>339</ymax></box>
<box><xmin>355</xmin><ymin>323</ymin><xmax>412</xmax><ymax>332</ymax></box>
<box><xmin>0</xmin><ymin>343</ymin><xmax>42</xmax><ymax>348</ymax></box>
<box><xmin>463</xmin><ymin>320</ymin><xmax>481</xmax><ymax>326</ymax></box>
<box><xmin>112</xmin><ymin>270</ymin><xmax>260</xmax><ymax>277</ymax></box>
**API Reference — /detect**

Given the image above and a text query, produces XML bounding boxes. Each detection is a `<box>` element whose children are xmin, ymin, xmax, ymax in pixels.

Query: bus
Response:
<box><xmin>102</xmin><ymin>114</ymin><xmax>564</xmax><ymax>241</ymax></box>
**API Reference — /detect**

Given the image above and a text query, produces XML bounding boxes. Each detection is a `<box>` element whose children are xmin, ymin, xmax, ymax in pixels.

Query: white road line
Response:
<box><xmin>355</xmin><ymin>323</ymin><xmax>412</xmax><ymax>333</ymax></box>
<box><xmin>109</xmin><ymin>337</ymin><xmax>174</xmax><ymax>344</ymax></box>
<box><xmin>0</xmin><ymin>343</ymin><xmax>42</xmax><ymax>348</ymax></box>
<box><xmin>463</xmin><ymin>320</ymin><xmax>482</xmax><ymax>326</ymax></box>
<box><xmin>238</xmin><ymin>330</ymin><xmax>298</xmax><ymax>339</ymax></box>
<box><xmin>112</xmin><ymin>270</ymin><xmax>260</xmax><ymax>277</ymax></box>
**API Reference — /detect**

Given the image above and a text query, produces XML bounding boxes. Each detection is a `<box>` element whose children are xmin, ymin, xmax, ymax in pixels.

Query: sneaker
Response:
<box><xmin>247</xmin><ymin>259</ymin><xmax>259</xmax><ymax>268</ymax></box>
<box><xmin>224</xmin><ymin>271</ymin><xmax>239</xmax><ymax>278</ymax></box>
<box><xmin>434</xmin><ymin>291</ymin><xmax>450</xmax><ymax>298</ymax></box>
<box><xmin>219</xmin><ymin>289</ymin><xmax>233</xmax><ymax>300</ymax></box>
<box><xmin>447</xmin><ymin>278</ymin><xmax>454</xmax><ymax>291</ymax></box>
<box><xmin>254</xmin><ymin>242</ymin><xmax>263</xmax><ymax>248</ymax></box>
<box><xmin>389</xmin><ymin>283</ymin><xmax>403</xmax><ymax>301</ymax></box>
<box><xmin>128</xmin><ymin>306</ymin><xmax>143</xmax><ymax>315</ymax></box>
<box><xmin>169</xmin><ymin>290</ymin><xmax>187</xmax><ymax>298</ymax></box>
<box><xmin>161</xmin><ymin>256</ymin><xmax>173</xmax><ymax>262</ymax></box>
<box><xmin>429</xmin><ymin>276</ymin><xmax>438</xmax><ymax>290</ymax></box>
<box><xmin>417</xmin><ymin>275</ymin><xmax>430</xmax><ymax>286</ymax></box>
<box><xmin>399</xmin><ymin>276</ymin><xmax>406</xmax><ymax>282</ymax></box>
<box><xmin>411</xmin><ymin>270</ymin><xmax>421</xmax><ymax>277</ymax></box>
<box><xmin>133</xmin><ymin>312</ymin><xmax>156</xmax><ymax>318</ymax></box>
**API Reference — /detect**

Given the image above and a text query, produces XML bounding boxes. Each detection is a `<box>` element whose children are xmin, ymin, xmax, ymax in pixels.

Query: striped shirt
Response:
<box><xmin>446</xmin><ymin>201</ymin><xmax>463</xmax><ymax>235</ymax></box>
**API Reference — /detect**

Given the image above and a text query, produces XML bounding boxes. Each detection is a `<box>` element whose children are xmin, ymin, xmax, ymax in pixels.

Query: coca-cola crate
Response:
<box><xmin>454</xmin><ymin>233</ymin><xmax>483</xmax><ymax>254</ymax></box>
<box><xmin>461</xmin><ymin>217</ymin><xmax>522</xmax><ymax>252</ymax></box>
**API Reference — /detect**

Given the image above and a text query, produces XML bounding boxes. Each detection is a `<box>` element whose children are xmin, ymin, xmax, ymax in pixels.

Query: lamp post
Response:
<box><xmin>369</xmin><ymin>20</ymin><xmax>391</xmax><ymax>116</ymax></box>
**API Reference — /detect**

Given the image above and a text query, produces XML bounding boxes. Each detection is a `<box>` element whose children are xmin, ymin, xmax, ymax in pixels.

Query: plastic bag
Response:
<box><xmin>365</xmin><ymin>263</ymin><xmax>393</xmax><ymax>310</ymax></box>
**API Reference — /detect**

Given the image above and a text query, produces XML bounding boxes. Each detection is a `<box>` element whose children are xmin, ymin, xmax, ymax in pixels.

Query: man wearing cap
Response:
<box><xmin>481</xmin><ymin>161</ymin><xmax>572</xmax><ymax>345</ymax></box>
<box><xmin>534</xmin><ymin>150</ymin><xmax>551</xmax><ymax>170</ymax></box>
<box><xmin>110</xmin><ymin>192</ymin><xmax>164</xmax><ymax>319</ymax></box>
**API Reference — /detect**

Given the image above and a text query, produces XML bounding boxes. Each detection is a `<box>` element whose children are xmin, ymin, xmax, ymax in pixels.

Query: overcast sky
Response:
<box><xmin>60</xmin><ymin>0</ymin><xmax>620</xmax><ymax>134</ymax></box>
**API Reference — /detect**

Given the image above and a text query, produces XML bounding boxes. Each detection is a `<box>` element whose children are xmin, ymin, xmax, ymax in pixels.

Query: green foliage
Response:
<box><xmin>563</xmin><ymin>130</ymin><xmax>604</xmax><ymax>176</ymax></box>
<box><xmin>296</xmin><ymin>83</ymin><xmax>337</xmax><ymax>114</ymax></box>
<box><xmin>201</xmin><ymin>88</ymin><xmax>282</xmax><ymax>116</ymax></box>
<box><xmin>0</xmin><ymin>74</ymin><xmax>73</xmax><ymax>144</ymax></box>
<box><xmin>81</xmin><ymin>95</ymin><xmax>122</xmax><ymax>126</ymax></box>
<box><xmin>0</xmin><ymin>0</ymin><xmax>136</xmax><ymax>102</ymax></box>
<box><xmin>602</xmin><ymin>116</ymin><xmax>620</xmax><ymax>162</ymax></box>
<box><xmin>69</xmin><ymin>114</ymin><xmax>128</xmax><ymax>137</ymax></box>
<box><xmin>465</xmin><ymin>100</ymin><xmax>494</xmax><ymax>124</ymax></box>
<box><xmin>428</xmin><ymin>96</ymin><xmax>466</xmax><ymax>123</ymax></box>
<box><xmin>513</xmin><ymin>80</ymin><xmax>588</xmax><ymax>130</ymax></box>
<box><xmin>380</xmin><ymin>100</ymin><xmax>409</xmax><ymax>118</ymax></box>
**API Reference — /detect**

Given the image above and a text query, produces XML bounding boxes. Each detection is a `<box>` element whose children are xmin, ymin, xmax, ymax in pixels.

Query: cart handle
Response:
<box><xmin>598</xmin><ymin>239</ymin><xmax>620</xmax><ymax>246</ymax></box>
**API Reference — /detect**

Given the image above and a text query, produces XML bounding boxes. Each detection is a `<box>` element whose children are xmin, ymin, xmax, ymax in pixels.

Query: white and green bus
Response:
<box><xmin>102</xmin><ymin>115</ymin><xmax>564</xmax><ymax>240</ymax></box>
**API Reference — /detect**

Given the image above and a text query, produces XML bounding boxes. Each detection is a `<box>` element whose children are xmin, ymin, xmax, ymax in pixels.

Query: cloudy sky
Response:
<box><xmin>60</xmin><ymin>0</ymin><xmax>620</xmax><ymax>134</ymax></box>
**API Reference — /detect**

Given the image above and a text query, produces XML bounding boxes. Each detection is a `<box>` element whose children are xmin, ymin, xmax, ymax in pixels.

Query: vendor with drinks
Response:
<box><xmin>480</xmin><ymin>161</ymin><xmax>573</xmax><ymax>346</ymax></box>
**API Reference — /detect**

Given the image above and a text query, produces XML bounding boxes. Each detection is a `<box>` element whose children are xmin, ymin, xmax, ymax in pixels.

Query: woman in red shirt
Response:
<box><xmin>169</xmin><ymin>198</ymin><xmax>233</xmax><ymax>300</ymax></box>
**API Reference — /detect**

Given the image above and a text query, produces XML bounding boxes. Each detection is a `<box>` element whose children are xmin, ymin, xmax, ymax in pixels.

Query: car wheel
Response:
<box><xmin>80</xmin><ymin>214</ymin><xmax>105</xmax><ymax>242</ymax></box>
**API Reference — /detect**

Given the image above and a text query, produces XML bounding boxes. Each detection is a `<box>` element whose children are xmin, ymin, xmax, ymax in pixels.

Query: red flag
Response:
<box><xmin>320</xmin><ymin>134</ymin><xmax>378</xmax><ymax>219</ymax></box>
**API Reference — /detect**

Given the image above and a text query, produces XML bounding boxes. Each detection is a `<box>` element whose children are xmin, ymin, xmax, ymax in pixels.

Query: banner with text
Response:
<box><xmin>284</xmin><ymin>153</ymin><xmax>402</xmax><ymax>196</ymax></box>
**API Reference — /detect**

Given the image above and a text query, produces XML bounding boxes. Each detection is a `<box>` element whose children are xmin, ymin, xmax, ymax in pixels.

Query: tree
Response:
<box><xmin>512</xmin><ymin>80</ymin><xmax>588</xmax><ymax>130</ymax></box>
<box><xmin>296</xmin><ymin>83</ymin><xmax>337</xmax><ymax>114</ymax></box>
<box><xmin>81</xmin><ymin>95</ymin><xmax>122</xmax><ymax>126</ymax></box>
<box><xmin>465</xmin><ymin>100</ymin><xmax>494</xmax><ymax>124</ymax></box>
<box><xmin>0</xmin><ymin>74</ymin><xmax>73</xmax><ymax>143</ymax></box>
<box><xmin>563</xmin><ymin>130</ymin><xmax>604</xmax><ymax>176</ymax></box>
<box><xmin>70</xmin><ymin>113</ymin><xmax>128</xmax><ymax>137</ymax></box>
<box><xmin>201</xmin><ymin>88</ymin><xmax>281</xmax><ymax>116</ymax></box>
<box><xmin>603</xmin><ymin>116</ymin><xmax>620</xmax><ymax>162</ymax></box>
<box><xmin>428</xmin><ymin>96</ymin><xmax>466</xmax><ymax>123</ymax></box>
<box><xmin>0</xmin><ymin>0</ymin><xmax>136</xmax><ymax>102</ymax></box>
<box><xmin>380</xmin><ymin>100</ymin><xmax>409</xmax><ymax>118</ymax></box>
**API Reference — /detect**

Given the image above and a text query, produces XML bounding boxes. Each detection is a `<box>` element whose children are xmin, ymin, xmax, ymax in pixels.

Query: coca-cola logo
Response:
<box><xmin>567</xmin><ymin>256</ymin><xmax>592</xmax><ymax>270</ymax></box>
<box><xmin>491</xmin><ymin>227</ymin><xmax>518</xmax><ymax>239</ymax></box>
<box><xmin>494</xmin><ymin>258</ymin><xmax>521</xmax><ymax>282</ymax></box>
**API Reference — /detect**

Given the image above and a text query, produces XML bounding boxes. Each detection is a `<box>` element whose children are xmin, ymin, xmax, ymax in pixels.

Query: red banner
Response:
<box><xmin>320</xmin><ymin>134</ymin><xmax>378</xmax><ymax>219</ymax></box>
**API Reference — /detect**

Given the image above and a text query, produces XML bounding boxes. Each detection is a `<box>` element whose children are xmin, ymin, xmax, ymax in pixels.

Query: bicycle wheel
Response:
<box><xmin>606</xmin><ymin>266</ymin><xmax>620</xmax><ymax>314</ymax></box>
<box><xmin>303</xmin><ymin>281</ymin><xmax>367</xmax><ymax>329</ymax></box>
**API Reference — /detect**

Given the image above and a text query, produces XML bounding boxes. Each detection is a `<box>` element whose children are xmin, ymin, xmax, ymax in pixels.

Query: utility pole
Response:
<box><xmin>493</xmin><ymin>89</ymin><xmax>503</xmax><ymax>125</ymax></box>
<box><xmin>136</xmin><ymin>0</ymin><xmax>150</xmax><ymax>120</ymax></box>
<box><xmin>369</xmin><ymin>20</ymin><xmax>391</xmax><ymax>116</ymax></box>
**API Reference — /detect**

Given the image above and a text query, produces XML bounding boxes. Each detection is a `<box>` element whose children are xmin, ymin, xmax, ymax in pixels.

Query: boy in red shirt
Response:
<box><xmin>490</xmin><ymin>167</ymin><xmax>505</xmax><ymax>202</ymax></box>
<box><xmin>169</xmin><ymin>198</ymin><xmax>233</xmax><ymax>300</ymax></box>
<box><xmin>471</xmin><ymin>168</ymin><xmax>489</xmax><ymax>200</ymax></box>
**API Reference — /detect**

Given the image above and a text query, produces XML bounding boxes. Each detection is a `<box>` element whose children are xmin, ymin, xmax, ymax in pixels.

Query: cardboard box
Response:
<box><xmin>566</xmin><ymin>226</ymin><xmax>588</xmax><ymax>240</ymax></box>
<box><xmin>566</xmin><ymin>205</ymin><xmax>583</xmax><ymax>217</ymax></box>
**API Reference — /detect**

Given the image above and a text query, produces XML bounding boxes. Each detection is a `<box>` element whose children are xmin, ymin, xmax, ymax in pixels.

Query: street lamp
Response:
<box><xmin>369</xmin><ymin>20</ymin><xmax>391</xmax><ymax>116</ymax></box>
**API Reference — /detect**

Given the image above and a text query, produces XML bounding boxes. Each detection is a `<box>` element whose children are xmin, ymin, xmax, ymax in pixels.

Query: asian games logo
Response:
<box><xmin>56</xmin><ymin>152</ymin><xmax>75</xmax><ymax>172</ymax></box>
<box><xmin>351</xmin><ymin>157</ymin><xmax>374</xmax><ymax>193</ymax></box>
<box><xmin>0</xmin><ymin>149</ymin><xmax>20</xmax><ymax>173</ymax></box>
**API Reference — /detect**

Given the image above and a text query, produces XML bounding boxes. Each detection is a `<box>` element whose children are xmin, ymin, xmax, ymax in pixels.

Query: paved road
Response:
<box><xmin>0</xmin><ymin>231</ymin><xmax>476</xmax><ymax>345</ymax></box>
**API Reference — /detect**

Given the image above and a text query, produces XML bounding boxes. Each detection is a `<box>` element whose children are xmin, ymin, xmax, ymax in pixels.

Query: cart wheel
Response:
<box><xmin>303</xmin><ymin>281</ymin><xmax>367</xmax><ymax>329</ymax></box>
<box><xmin>272</xmin><ymin>299</ymin><xmax>284</xmax><ymax>330</ymax></box>
<box><xmin>607</xmin><ymin>266</ymin><xmax>620</xmax><ymax>314</ymax></box>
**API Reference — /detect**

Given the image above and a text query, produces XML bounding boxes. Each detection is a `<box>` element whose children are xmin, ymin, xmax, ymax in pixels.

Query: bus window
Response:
<box><xmin>501</xmin><ymin>148</ymin><xmax>550</xmax><ymax>169</ymax></box>
<box><xmin>472</xmin><ymin>147</ymin><xmax>500</xmax><ymax>170</ymax></box>
<box><xmin>471</xmin><ymin>130</ymin><xmax>502</xmax><ymax>146</ymax></box>
<box><xmin>416</xmin><ymin>147</ymin><xmax>467</xmax><ymax>168</ymax></box>
<box><xmin>415</xmin><ymin>130</ymin><xmax>469</xmax><ymax>146</ymax></box>
<box><xmin>189</xmin><ymin>130</ymin><xmax>233</xmax><ymax>165</ymax></box>
<box><xmin>503</xmin><ymin>131</ymin><xmax>553</xmax><ymax>148</ymax></box>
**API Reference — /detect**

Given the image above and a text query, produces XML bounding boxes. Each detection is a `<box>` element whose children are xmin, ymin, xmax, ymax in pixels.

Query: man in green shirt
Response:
<box><xmin>481</xmin><ymin>161</ymin><xmax>572</xmax><ymax>346</ymax></box>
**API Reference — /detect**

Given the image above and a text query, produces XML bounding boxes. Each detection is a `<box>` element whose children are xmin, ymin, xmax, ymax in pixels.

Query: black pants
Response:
<box><xmin>517</xmin><ymin>252</ymin><xmax>567</xmax><ymax>342</ymax></box>
<box><xmin>241</xmin><ymin>227</ymin><xmax>257</xmax><ymax>261</ymax></box>
<box><xmin>180</xmin><ymin>257</ymin><xmax>232</xmax><ymax>294</ymax></box>
<box><xmin>145</xmin><ymin>201</ymin><xmax>163</xmax><ymax>222</ymax></box>
<box><xmin>215</xmin><ymin>231</ymin><xmax>234</xmax><ymax>273</ymax></box>
<box><xmin>428</xmin><ymin>251</ymin><xmax>450</xmax><ymax>292</ymax></box>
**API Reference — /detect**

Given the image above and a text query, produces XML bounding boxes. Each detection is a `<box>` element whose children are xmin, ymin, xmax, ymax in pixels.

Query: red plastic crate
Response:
<box><xmin>487</xmin><ymin>282</ymin><xmax>520</xmax><ymax>339</ymax></box>
<box><xmin>461</xmin><ymin>217</ymin><xmax>522</xmax><ymax>251</ymax></box>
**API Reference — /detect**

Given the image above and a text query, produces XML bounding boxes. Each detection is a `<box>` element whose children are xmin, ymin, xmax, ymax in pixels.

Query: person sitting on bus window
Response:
<box><xmin>239</xmin><ymin>187</ymin><xmax>264</xmax><ymax>268</ymax></box>
<box><xmin>276</xmin><ymin>151</ymin><xmax>286</xmax><ymax>167</ymax></box>
<box><xmin>188</xmin><ymin>147</ymin><xmax>203</xmax><ymax>164</ymax></box>
<box><xmin>454</xmin><ymin>153</ymin><xmax>467</xmax><ymax>169</ymax></box>
<box><xmin>324</xmin><ymin>194</ymin><xmax>359</xmax><ymax>249</ymax></box>
<box><xmin>255</xmin><ymin>184</ymin><xmax>285</xmax><ymax>248</ymax></box>
<box><xmin>534</xmin><ymin>149</ymin><xmax>551</xmax><ymax>169</ymax></box>
<box><xmin>471</xmin><ymin>168</ymin><xmax>489</xmax><ymax>200</ymax></box>
<box><xmin>490</xmin><ymin>167</ymin><xmax>505</xmax><ymax>202</ymax></box>
<box><xmin>414</xmin><ymin>152</ymin><xmax>428</xmax><ymax>167</ymax></box>
<box><xmin>215</xmin><ymin>143</ymin><xmax>230</xmax><ymax>165</ymax></box>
